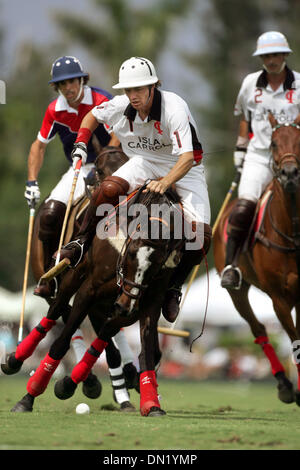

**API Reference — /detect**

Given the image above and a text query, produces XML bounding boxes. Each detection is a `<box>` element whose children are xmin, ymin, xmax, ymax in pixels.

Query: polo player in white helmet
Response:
<box><xmin>220</xmin><ymin>32</ymin><xmax>300</xmax><ymax>289</ymax></box>
<box><xmin>57</xmin><ymin>56</ymin><xmax>212</xmax><ymax>323</ymax></box>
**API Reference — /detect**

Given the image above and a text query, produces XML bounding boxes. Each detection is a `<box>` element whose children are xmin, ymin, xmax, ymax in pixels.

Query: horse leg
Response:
<box><xmin>106</xmin><ymin>339</ymin><xmax>135</xmax><ymax>412</ymax></box>
<box><xmin>294</xmin><ymin>303</ymin><xmax>300</xmax><ymax>406</ymax></box>
<box><xmin>61</xmin><ymin>309</ymin><xmax>103</xmax><ymax>401</ymax></box>
<box><xmin>11</xmin><ymin>283</ymin><xmax>93</xmax><ymax>412</ymax></box>
<box><xmin>272</xmin><ymin>296</ymin><xmax>300</xmax><ymax>406</ymax></box>
<box><xmin>228</xmin><ymin>281</ymin><xmax>294</xmax><ymax>403</ymax></box>
<box><xmin>1</xmin><ymin>298</ymin><xmax>67</xmax><ymax>376</ymax></box>
<box><xmin>113</xmin><ymin>329</ymin><xmax>140</xmax><ymax>392</ymax></box>
<box><xmin>138</xmin><ymin>310</ymin><xmax>165</xmax><ymax>417</ymax></box>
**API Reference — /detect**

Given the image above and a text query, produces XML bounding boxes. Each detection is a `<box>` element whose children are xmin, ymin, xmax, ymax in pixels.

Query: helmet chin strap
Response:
<box><xmin>146</xmin><ymin>85</ymin><xmax>153</xmax><ymax>105</ymax></box>
<box><xmin>75</xmin><ymin>77</ymin><xmax>84</xmax><ymax>101</ymax></box>
<box><xmin>263</xmin><ymin>61</ymin><xmax>286</xmax><ymax>74</ymax></box>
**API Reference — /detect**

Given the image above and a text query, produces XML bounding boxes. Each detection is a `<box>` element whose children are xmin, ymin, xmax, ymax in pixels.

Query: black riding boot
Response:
<box><xmin>34</xmin><ymin>200</ymin><xmax>66</xmax><ymax>298</ymax></box>
<box><xmin>162</xmin><ymin>223</ymin><xmax>212</xmax><ymax>323</ymax></box>
<box><xmin>220</xmin><ymin>199</ymin><xmax>256</xmax><ymax>289</ymax></box>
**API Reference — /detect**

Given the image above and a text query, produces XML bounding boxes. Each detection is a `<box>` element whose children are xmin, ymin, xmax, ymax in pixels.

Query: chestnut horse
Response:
<box><xmin>10</xmin><ymin>185</ymin><xmax>184</xmax><ymax>417</ymax></box>
<box><xmin>214</xmin><ymin>114</ymin><xmax>300</xmax><ymax>406</ymax></box>
<box><xmin>2</xmin><ymin>147</ymin><xmax>138</xmax><ymax>407</ymax></box>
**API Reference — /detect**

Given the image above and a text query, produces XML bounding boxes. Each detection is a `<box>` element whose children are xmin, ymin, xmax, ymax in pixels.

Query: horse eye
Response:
<box><xmin>271</xmin><ymin>140</ymin><xmax>277</xmax><ymax>149</ymax></box>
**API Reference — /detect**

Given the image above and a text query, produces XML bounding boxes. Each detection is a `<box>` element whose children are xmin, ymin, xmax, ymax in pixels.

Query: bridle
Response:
<box><xmin>115</xmin><ymin>188</ymin><xmax>183</xmax><ymax>301</ymax></box>
<box><xmin>272</xmin><ymin>122</ymin><xmax>300</xmax><ymax>176</ymax></box>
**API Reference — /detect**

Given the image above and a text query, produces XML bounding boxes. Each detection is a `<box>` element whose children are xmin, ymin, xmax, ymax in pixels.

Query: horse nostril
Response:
<box><xmin>281</xmin><ymin>164</ymin><xmax>298</xmax><ymax>179</ymax></box>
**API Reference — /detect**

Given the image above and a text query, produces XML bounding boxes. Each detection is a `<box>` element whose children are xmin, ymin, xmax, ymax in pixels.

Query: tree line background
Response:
<box><xmin>1</xmin><ymin>0</ymin><xmax>300</xmax><ymax>291</ymax></box>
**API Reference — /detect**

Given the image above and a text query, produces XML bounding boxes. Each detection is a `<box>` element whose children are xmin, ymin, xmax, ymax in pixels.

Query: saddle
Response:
<box><xmin>222</xmin><ymin>187</ymin><xmax>273</xmax><ymax>253</ymax></box>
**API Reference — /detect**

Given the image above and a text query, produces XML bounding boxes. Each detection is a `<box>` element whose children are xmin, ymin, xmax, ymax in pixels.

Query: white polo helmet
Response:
<box><xmin>112</xmin><ymin>57</ymin><xmax>159</xmax><ymax>89</ymax></box>
<box><xmin>253</xmin><ymin>31</ymin><xmax>292</xmax><ymax>56</ymax></box>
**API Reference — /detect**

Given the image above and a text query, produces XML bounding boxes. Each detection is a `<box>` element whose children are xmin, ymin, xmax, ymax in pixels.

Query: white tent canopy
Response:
<box><xmin>0</xmin><ymin>270</ymin><xmax>287</xmax><ymax>327</ymax></box>
<box><xmin>0</xmin><ymin>286</ymin><xmax>46</xmax><ymax>322</ymax></box>
<box><xmin>179</xmin><ymin>269</ymin><xmax>280</xmax><ymax>326</ymax></box>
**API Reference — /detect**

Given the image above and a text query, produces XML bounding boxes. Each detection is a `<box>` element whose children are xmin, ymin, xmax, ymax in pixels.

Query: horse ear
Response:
<box><xmin>268</xmin><ymin>112</ymin><xmax>278</xmax><ymax>128</ymax></box>
<box><xmin>294</xmin><ymin>113</ymin><xmax>300</xmax><ymax>126</ymax></box>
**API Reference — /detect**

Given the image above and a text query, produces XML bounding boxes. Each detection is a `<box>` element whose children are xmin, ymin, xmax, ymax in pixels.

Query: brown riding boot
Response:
<box><xmin>162</xmin><ymin>223</ymin><xmax>212</xmax><ymax>323</ymax></box>
<box><xmin>220</xmin><ymin>199</ymin><xmax>256</xmax><ymax>289</ymax></box>
<box><xmin>55</xmin><ymin>176</ymin><xmax>129</xmax><ymax>267</ymax></box>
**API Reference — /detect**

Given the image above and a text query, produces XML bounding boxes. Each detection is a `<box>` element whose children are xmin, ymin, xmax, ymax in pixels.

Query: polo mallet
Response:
<box><xmin>56</xmin><ymin>158</ymin><xmax>82</xmax><ymax>265</ymax></box>
<box><xmin>38</xmin><ymin>159</ymin><xmax>82</xmax><ymax>285</ymax></box>
<box><xmin>178</xmin><ymin>168</ymin><xmax>242</xmax><ymax>314</ymax></box>
<box><xmin>18</xmin><ymin>202</ymin><xmax>36</xmax><ymax>344</ymax></box>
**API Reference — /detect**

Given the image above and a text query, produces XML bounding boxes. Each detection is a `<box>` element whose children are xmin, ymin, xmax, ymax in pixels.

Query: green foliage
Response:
<box><xmin>0</xmin><ymin>43</ymin><xmax>68</xmax><ymax>290</ymax></box>
<box><xmin>53</xmin><ymin>0</ymin><xmax>193</xmax><ymax>86</ymax></box>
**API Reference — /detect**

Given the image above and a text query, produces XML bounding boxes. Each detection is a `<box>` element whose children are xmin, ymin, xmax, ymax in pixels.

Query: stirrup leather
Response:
<box><xmin>220</xmin><ymin>265</ymin><xmax>242</xmax><ymax>290</ymax></box>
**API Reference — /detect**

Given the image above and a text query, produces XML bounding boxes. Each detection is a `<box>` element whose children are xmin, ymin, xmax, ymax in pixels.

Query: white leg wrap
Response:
<box><xmin>109</xmin><ymin>366</ymin><xmax>130</xmax><ymax>404</ymax></box>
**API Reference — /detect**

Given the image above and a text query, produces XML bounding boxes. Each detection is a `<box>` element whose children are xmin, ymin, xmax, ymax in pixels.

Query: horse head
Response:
<box><xmin>114</xmin><ymin>186</ymin><xmax>182</xmax><ymax>317</ymax></box>
<box><xmin>269</xmin><ymin>113</ymin><xmax>300</xmax><ymax>193</ymax></box>
<box><xmin>84</xmin><ymin>146</ymin><xmax>129</xmax><ymax>198</ymax></box>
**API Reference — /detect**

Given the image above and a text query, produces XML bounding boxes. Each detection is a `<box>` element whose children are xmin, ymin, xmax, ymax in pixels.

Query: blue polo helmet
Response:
<box><xmin>48</xmin><ymin>56</ymin><xmax>89</xmax><ymax>84</ymax></box>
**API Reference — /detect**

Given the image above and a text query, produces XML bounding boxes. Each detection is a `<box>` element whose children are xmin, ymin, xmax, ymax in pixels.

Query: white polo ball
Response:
<box><xmin>76</xmin><ymin>403</ymin><xmax>90</xmax><ymax>415</ymax></box>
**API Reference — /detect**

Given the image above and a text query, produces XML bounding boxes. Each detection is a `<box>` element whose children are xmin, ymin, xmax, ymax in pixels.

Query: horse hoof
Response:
<box><xmin>1</xmin><ymin>353</ymin><xmax>23</xmax><ymax>375</ymax></box>
<box><xmin>120</xmin><ymin>401</ymin><xmax>136</xmax><ymax>412</ymax></box>
<box><xmin>147</xmin><ymin>406</ymin><xmax>166</xmax><ymax>417</ymax></box>
<box><xmin>294</xmin><ymin>390</ymin><xmax>300</xmax><ymax>407</ymax></box>
<box><xmin>11</xmin><ymin>394</ymin><xmax>33</xmax><ymax>412</ymax></box>
<box><xmin>82</xmin><ymin>373</ymin><xmax>102</xmax><ymax>399</ymax></box>
<box><xmin>277</xmin><ymin>378</ymin><xmax>295</xmax><ymax>404</ymax></box>
<box><xmin>54</xmin><ymin>376</ymin><xmax>77</xmax><ymax>400</ymax></box>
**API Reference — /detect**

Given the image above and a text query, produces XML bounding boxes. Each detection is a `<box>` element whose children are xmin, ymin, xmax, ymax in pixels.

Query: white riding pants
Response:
<box><xmin>45</xmin><ymin>163</ymin><xmax>95</xmax><ymax>205</ymax></box>
<box><xmin>113</xmin><ymin>156</ymin><xmax>211</xmax><ymax>224</ymax></box>
<box><xmin>238</xmin><ymin>150</ymin><xmax>273</xmax><ymax>203</ymax></box>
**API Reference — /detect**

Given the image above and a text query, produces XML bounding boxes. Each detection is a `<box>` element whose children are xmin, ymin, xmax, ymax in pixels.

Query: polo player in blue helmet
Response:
<box><xmin>25</xmin><ymin>55</ymin><xmax>119</xmax><ymax>297</ymax></box>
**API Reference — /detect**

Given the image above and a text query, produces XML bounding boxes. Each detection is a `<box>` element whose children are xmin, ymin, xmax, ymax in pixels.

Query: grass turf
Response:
<box><xmin>0</xmin><ymin>375</ymin><xmax>300</xmax><ymax>450</ymax></box>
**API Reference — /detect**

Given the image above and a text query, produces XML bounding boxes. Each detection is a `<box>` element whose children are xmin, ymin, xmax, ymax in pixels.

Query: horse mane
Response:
<box><xmin>134</xmin><ymin>184</ymin><xmax>181</xmax><ymax>208</ymax></box>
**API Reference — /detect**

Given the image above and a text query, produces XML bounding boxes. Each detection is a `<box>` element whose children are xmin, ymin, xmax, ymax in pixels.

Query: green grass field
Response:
<box><xmin>0</xmin><ymin>375</ymin><xmax>300</xmax><ymax>450</ymax></box>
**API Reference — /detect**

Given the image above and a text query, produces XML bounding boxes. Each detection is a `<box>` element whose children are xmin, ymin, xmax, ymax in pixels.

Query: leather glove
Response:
<box><xmin>25</xmin><ymin>180</ymin><xmax>40</xmax><ymax>207</ymax></box>
<box><xmin>72</xmin><ymin>142</ymin><xmax>87</xmax><ymax>169</ymax></box>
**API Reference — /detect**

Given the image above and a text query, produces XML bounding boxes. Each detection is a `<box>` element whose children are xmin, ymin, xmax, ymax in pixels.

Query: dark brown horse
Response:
<box><xmin>2</xmin><ymin>147</ymin><xmax>138</xmax><ymax>407</ymax></box>
<box><xmin>10</xmin><ymin>185</ymin><xmax>185</xmax><ymax>416</ymax></box>
<box><xmin>214</xmin><ymin>114</ymin><xmax>300</xmax><ymax>406</ymax></box>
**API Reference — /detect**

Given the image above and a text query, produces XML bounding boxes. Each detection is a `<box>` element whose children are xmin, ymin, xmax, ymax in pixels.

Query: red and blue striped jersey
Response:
<box><xmin>38</xmin><ymin>86</ymin><xmax>112</xmax><ymax>164</ymax></box>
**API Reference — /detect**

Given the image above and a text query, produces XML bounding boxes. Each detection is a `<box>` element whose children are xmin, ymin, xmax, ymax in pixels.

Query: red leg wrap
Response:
<box><xmin>15</xmin><ymin>317</ymin><xmax>56</xmax><ymax>361</ymax></box>
<box><xmin>26</xmin><ymin>353</ymin><xmax>60</xmax><ymax>397</ymax></box>
<box><xmin>296</xmin><ymin>364</ymin><xmax>300</xmax><ymax>391</ymax></box>
<box><xmin>254</xmin><ymin>336</ymin><xmax>284</xmax><ymax>375</ymax></box>
<box><xmin>140</xmin><ymin>370</ymin><xmax>160</xmax><ymax>416</ymax></box>
<box><xmin>71</xmin><ymin>338</ymin><xmax>107</xmax><ymax>384</ymax></box>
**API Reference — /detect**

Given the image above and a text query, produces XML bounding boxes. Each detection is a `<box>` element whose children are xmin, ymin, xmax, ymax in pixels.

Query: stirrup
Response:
<box><xmin>220</xmin><ymin>265</ymin><xmax>242</xmax><ymax>290</ymax></box>
<box><xmin>35</xmin><ymin>276</ymin><xmax>58</xmax><ymax>299</ymax></box>
<box><xmin>61</xmin><ymin>239</ymin><xmax>84</xmax><ymax>268</ymax></box>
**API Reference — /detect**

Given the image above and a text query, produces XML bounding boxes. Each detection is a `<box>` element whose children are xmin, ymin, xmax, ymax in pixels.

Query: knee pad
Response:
<box><xmin>94</xmin><ymin>176</ymin><xmax>129</xmax><ymax>206</ymax></box>
<box><xmin>228</xmin><ymin>199</ymin><xmax>256</xmax><ymax>233</ymax></box>
<box><xmin>39</xmin><ymin>200</ymin><xmax>66</xmax><ymax>241</ymax></box>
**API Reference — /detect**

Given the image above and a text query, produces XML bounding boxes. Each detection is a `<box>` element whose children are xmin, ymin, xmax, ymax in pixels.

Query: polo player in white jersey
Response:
<box><xmin>220</xmin><ymin>31</ymin><xmax>300</xmax><ymax>289</ymax></box>
<box><xmin>57</xmin><ymin>57</ymin><xmax>212</xmax><ymax>322</ymax></box>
